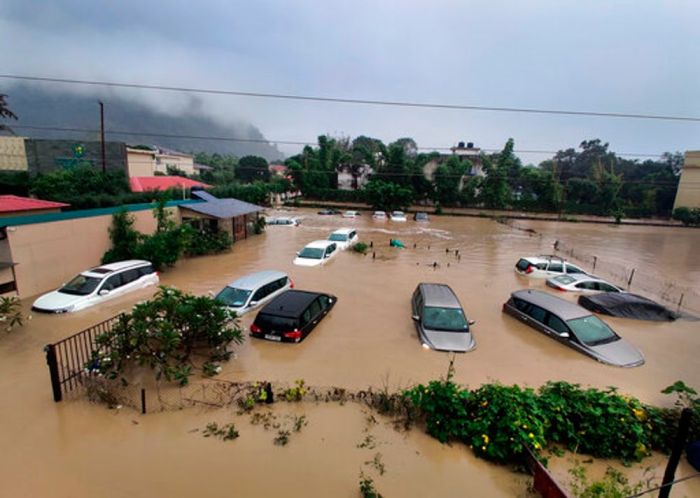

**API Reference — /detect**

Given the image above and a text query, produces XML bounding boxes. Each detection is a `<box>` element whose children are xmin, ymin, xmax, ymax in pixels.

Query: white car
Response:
<box><xmin>293</xmin><ymin>240</ymin><xmax>339</xmax><ymax>267</ymax></box>
<box><xmin>373</xmin><ymin>211</ymin><xmax>387</xmax><ymax>220</ymax></box>
<box><xmin>515</xmin><ymin>255</ymin><xmax>586</xmax><ymax>279</ymax></box>
<box><xmin>390</xmin><ymin>211</ymin><xmax>407</xmax><ymax>222</ymax></box>
<box><xmin>342</xmin><ymin>210</ymin><xmax>360</xmax><ymax>218</ymax></box>
<box><xmin>32</xmin><ymin>260</ymin><xmax>159</xmax><ymax>313</ymax></box>
<box><xmin>215</xmin><ymin>270</ymin><xmax>293</xmax><ymax>316</ymax></box>
<box><xmin>546</xmin><ymin>274</ymin><xmax>624</xmax><ymax>294</ymax></box>
<box><xmin>267</xmin><ymin>217</ymin><xmax>299</xmax><ymax>226</ymax></box>
<box><xmin>328</xmin><ymin>228</ymin><xmax>359</xmax><ymax>250</ymax></box>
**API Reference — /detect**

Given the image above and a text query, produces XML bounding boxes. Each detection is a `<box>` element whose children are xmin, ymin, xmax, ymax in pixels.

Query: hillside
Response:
<box><xmin>3</xmin><ymin>85</ymin><xmax>282</xmax><ymax>160</ymax></box>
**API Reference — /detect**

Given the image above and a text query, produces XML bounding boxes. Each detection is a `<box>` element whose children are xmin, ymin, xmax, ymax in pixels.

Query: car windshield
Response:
<box><xmin>422</xmin><ymin>306</ymin><xmax>468</xmax><ymax>332</ymax></box>
<box><xmin>567</xmin><ymin>315</ymin><xmax>618</xmax><ymax>346</ymax></box>
<box><xmin>554</xmin><ymin>275</ymin><xmax>576</xmax><ymax>285</ymax></box>
<box><xmin>329</xmin><ymin>233</ymin><xmax>348</xmax><ymax>242</ymax></box>
<box><xmin>256</xmin><ymin>314</ymin><xmax>297</xmax><ymax>331</ymax></box>
<box><xmin>216</xmin><ymin>287</ymin><xmax>252</xmax><ymax>308</ymax></box>
<box><xmin>59</xmin><ymin>274</ymin><xmax>102</xmax><ymax>296</ymax></box>
<box><xmin>298</xmin><ymin>247</ymin><xmax>324</xmax><ymax>259</ymax></box>
<box><xmin>392</xmin><ymin>212</ymin><xmax>404</xmax><ymax>216</ymax></box>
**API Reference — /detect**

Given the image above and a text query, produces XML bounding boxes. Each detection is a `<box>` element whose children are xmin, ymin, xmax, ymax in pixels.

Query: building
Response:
<box><xmin>673</xmin><ymin>151</ymin><xmax>700</xmax><ymax>210</ymax></box>
<box><xmin>337</xmin><ymin>164</ymin><xmax>373</xmax><ymax>190</ymax></box>
<box><xmin>24</xmin><ymin>139</ymin><xmax>128</xmax><ymax>175</ymax></box>
<box><xmin>0</xmin><ymin>195</ymin><xmax>69</xmax><ymax>218</ymax></box>
<box><xmin>0</xmin><ymin>136</ymin><xmax>29</xmax><ymax>171</ymax></box>
<box><xmin>269</xmin><ymin>164</ymin><xmax>288</xmax><ymax>177</ymax></box>
<box><xmin>126</xmin><ymin>145</ymin><xmax>195</xmax><ymax>177</ymax></box>
<box><xmin>180</xmin><ymin>190</ymin><xmax>264</xmax><ymax>242</ymax></box>
<box><xmin>129</xmin><ymin>176</ymin><xmax>211</xmax><ymax>193</ymax></box>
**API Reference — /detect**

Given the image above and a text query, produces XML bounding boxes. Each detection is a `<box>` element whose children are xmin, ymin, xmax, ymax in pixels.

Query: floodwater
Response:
<box><xmin>1</xmin><ymin>208</ymin><xmax>699</xmax><ymax>497</ymax></box>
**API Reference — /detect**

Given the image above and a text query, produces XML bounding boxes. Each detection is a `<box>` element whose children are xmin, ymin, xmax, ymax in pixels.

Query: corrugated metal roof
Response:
<box><xmin>130</xmin><ymin>176</ymin><xmax>211</xmax><ymax>192</ymax></box>
<box><xmin>191</xmin><ymin>190</ymin><xmax>219</xmax><ymax>202</ymax></box>
<box><xmin>180</xmin><ymin>197</ymin><xmax>264</xmax><ymax>219</ymax></box>
<box><xmin>0</xmin><ymin>195</ymin><xmax>70</xmax><ymax>213</ymax></box>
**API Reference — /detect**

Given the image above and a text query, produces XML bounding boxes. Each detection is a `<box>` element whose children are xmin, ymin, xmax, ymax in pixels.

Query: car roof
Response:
<box><xmin>331</xmin><ymin>228</ymin><xmax>355</xmax><ymax>235</ymax></box>
<box><xmin>552</xmin><ymin>274</ymin><xmax>605</xmax><ymax>284</ymax></box>
<box><xmin>522</xmin><ymin>255</ymin><xmax>567</xmax><ymax>264</ymax></box>
<box><xmin>227</xmin><ymin>270</ymin><xmax>287</xmax><ymax>290</ymax></box>
<box><xmin>84</xmin><ymin>259</ymin><xmax>151</xmax><ymax>276</ymax></box>
<box><xmin>418</xmin><ymin>283</ymin><xmax>462</xmax><ymax>308</ymax></box>
<box><xmin>259</xmin><ymin>290</ymin><xmax>323</xmax><ymax>317</ymax></box>
<box><xmin>511</xmin><ymin>289</ymin><xmax>591</xmax><ymax>320</ymax></box>
<box><xmin>305</xmin><ymin>240</ymin><xmax>336</xmax><ymax>249</ymax></box>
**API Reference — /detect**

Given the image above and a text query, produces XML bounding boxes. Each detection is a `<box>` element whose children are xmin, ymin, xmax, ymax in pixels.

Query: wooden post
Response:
<box><xmin>627</xmin><ymin>268</ymin><xmax>636</xmax><ymax>288</ymax></box>
<box><xmin>677</xmin><ymin>293</ymin><xmax>684</xmax><ymax>313</ymax></box>
<box><xmin>659</xmin><ymin>408</ymin><xmax>692</xmax><ymax>498</ymax></box>
<box><xmin>592</xmin><ymin>256</ymin><xmax>597</xmax><ymax>273</ymax></box>
<box><xmin>141</xmin><ymin>388</ymin><xmax>147</xmax><ymax>414</ymax></box>
<box><xmin>44</xmin><ymin>344</ymin><xmax>62</xmax><ymax>402</ymax></box>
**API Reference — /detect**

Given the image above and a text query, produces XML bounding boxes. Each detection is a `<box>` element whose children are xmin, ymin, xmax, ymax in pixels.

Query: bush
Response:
<box><xmin>0</xmin><ymin>296</ymin><xmax>23</xmax><ymax>332</ymax></box>
<box><xmin>673</xmin><ymin>207</ymin><xmax>700</xmax><ymax>226</ymax></box>
<box><xmin>352</xmin><ymin>242</ymin><xmax>369</xmax><ymax>254</ymax></box>
<box><xmin>184</xmin><ymin>227</ymin><xmax>233</xmax><ymax>256</ymax></box>
<box><xmin>87</xmin><ymin>286</ymin><xmax>244</xmax><ymax>386</ymax></box>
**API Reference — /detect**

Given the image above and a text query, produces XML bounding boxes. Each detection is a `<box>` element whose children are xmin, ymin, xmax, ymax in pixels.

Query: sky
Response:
<box><xmin>1</xmin><ymin>0</ymin><xmax>699</xmax><ymax>162</ymax></box>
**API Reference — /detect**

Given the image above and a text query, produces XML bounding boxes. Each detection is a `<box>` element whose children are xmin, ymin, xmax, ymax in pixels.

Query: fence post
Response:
<box><xmin>44</xmin><ymin>344</ymin><xmax>62</xmax><ymax>402</ymax></box>
<box><xmin>659</xmin><ymin>408</ymin><xmax>692</xmax><ymax>498</ymax></box>
<box><xmin>677</xmin><ymin>293</ymin><xmax>684</xmax><ymax>313</ymax></box>
<box><xmin>592</xmin><ymin>256</ymin><xmax>597</xmax><ymax>273</ymax></box>
<box><xmin>141</xmin><ymin>388</ymin><xmax>147</xmax><ymax>414</ymax></box>
<box><xmin>627</xmin><ymin>268</ymin><xmax>636</xmax><ymax>288</ymax></box>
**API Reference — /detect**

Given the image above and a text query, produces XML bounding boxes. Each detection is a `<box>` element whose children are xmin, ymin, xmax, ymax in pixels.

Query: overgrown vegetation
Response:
<box><xmin>0</xmin><ymin>296</ymin><xmax>24</xmax><ymax>332</ymax></box>
<box><xmin>359</xmin><ymin>473</ymin><xmax>384</xmax><ymax>498</ymax></box>
<box><xmin>202</xmin><ymin>422</ymin><xmax>240</xmax><ymax>441</ymax></box>
<box><xmin>353</xmin><ymin>242</ymin><xmax>369</xmax><ymax>254</ymax></box>
<box><xmin>86</xmin><ymin>286</ymin><xmax>244</xmax><ymax>386</ymax></box>
<box><xmin>672</xmin><ymin>207</ymin><xmax>700</xmax><ymax>226</ymax></box>
<box><xmin>404</xmin><ymin>360</ymin><xmax>699</xmax><ymax>465</ymax></box>
<box><xmin>568</xmin><ymin>463</ymin><xmax>652</xmax><ymax>498</ymax></box>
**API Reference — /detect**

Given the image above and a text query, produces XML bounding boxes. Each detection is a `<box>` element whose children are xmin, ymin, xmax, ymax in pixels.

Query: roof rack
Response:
<box><xmin>537</xmin><ymin>254</ymin><xmax>566</xmax><ymax>262</ymax></box>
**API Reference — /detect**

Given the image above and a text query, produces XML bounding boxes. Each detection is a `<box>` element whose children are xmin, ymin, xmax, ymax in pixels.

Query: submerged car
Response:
<box><xmin>32</xmin><ymin>260</ymin><xmax>159</xmax><ymax>313</ymax></box>
<box><xmin>515</xmin><ymin>255</ymin><xmax>586</xmax><ymax>278</ymax></box>
<box><xmin>502</xmin><ymin>289</ymin><xmax>644</xmax><ymax>367</ymax></box>
<box><xmin>411</xmin><ymin>283</ymin><xmax>476</xmax><ymax>352</ymax></box>
<box><xmin>414</xmin><ymin>212</ymin><xmax>429</xmax><ymax>222</ymax></box>
<box><xmin>328</xmin><ymin>228</ymin><xmax>359</xmax><ymax>250</ymax></box>
<box><xmin>578</xmin><ymin>293</ymin><xmax>678</xmax><ymax>322</ymax></box>
<box><xmin>390</xmin><ymin>211</ymin><xmax>407</xmax><ymax>222</ymax></box>
<box><xmin>267</xmin><ymin>217</ymin><xmax>299</xmax><ymax>226</ymax></box>
<box><xmin>318</xmin><ymin>208</ymin><xmax>340</xmax><ymax>215</ymax></box>
<box><xmin>546</xmin><ymin>274</ymin><xmax>623</xmax><ymax>294</ymax></box>
<box><xmin>372</xmin><ymin>211</ymin><xmax>387</xmax><ymax>220</ymax></box>
<box><xmin>293</xmin><ymin>240</ymin><xmax>339</xmax><ymax>267</ymax></box>
<box><xmin>215</xmin><ymin>270</ymin><xmax>292</xmax><ymax>316</ymax></box>
<box><xmin>342</xmin><ymin>210</ymin><xmax>360</xmax><ymax>218</ymax></box>
<box><xmin>250</xmin><ymin>290</ymin><xmax>337</xmax><ymax>343</ymax></box>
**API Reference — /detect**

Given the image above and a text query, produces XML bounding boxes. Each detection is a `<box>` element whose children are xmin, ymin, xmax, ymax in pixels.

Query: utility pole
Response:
<box><xmin>99</xmin><ymin>101</ymin><xmax>106</xmax><ymax>173</ymax></box>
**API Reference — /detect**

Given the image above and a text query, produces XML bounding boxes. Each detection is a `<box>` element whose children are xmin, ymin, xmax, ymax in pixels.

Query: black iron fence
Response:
<box><xmin>44</xmin><ymin>313</ymin><xmax>123</xmax><ymax>402</ymax></box>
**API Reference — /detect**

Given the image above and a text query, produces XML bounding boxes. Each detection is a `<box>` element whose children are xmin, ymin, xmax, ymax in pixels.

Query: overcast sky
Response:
<box><xmin>1</xmin><ymin>0</ymin><xmax>699</xmax><ymax>162</ymax></box>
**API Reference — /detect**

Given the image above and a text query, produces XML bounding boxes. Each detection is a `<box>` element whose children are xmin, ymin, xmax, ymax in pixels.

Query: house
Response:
<box><xmin>673</xmin><ymin>151</ymin><xmax>700</xmax><ymax>210</ymax></box>
<box><xmin>269</xmin><ymin>164</ymin><xmax>288</xmax><ymax>177</ymax></box>
<box><xmin>129</xmin><ymin>176</ymin><xmax>211</xmax><ymax>193</ymax></box>
<box><xmin>337</xmin><ymin>164</ymin><xmax>373</xmax><ymax>191</ymax></box>
<box><xmin>0</xmin><ymin>195</ymin><xmax>69</xmax><ymax>218</ymax></box>
<box><xmin>422</xmin><ymin>141</ymin><xmax>484</xmax><ymax>186</ymax></box>
<box><xmin>180</xmin><ymin>190</ymin><xmax>264</xmax><ymax>242</ymax></box>
<box><xmin>126</xmin><ymin>145</ymin><xmax>195</xmax><ymax>177</ymax></box>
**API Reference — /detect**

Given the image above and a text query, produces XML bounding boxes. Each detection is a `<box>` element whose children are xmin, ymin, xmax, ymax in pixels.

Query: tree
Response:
<box><xmin>237</xmin><ymin>155</ymin><xmax>270</xmax><ymax>182</ymax></box>
<box><xmin>0</xmin><ymin>94</ymin><xmax>18</xmax><ymax>135</ymax></box>
<box><xmin>433</xmin><ymin>156</ymin><xmax>467</xmax><ymax>205</ymax></box>
<box><xmin>479</xmin><ymin>139</ymin><xmax>515</xmax><ymax>209</ymax></box>
<box><xmin>363</xmin><ymin>179</ymin><xmax>413</xmax><ymax>212</ymax></box>
<box><xmin>392</xmin><ymin>137</ymin><xmax>418</xmax><ymax>158</ymax></box>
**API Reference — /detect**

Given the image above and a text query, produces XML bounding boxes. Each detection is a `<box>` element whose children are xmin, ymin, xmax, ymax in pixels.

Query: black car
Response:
<box><xmin>318</xmin><ymin>208</ymin><xmax>340</xmax><ymax>215</ymax></box>
<box><xmin>250</xmin><ymin>290</ymin><xmax>337</xmax><ymax>342</ymax></box>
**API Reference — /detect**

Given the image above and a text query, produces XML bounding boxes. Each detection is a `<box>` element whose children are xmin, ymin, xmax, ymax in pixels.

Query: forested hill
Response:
<box><xmin>3</xmin><ymin>85</ymin><xmax>282</xmax><ymax>160</ymax></box>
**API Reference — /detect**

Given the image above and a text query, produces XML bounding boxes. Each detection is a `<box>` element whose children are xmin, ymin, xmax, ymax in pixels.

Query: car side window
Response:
<box><xmin>528</xmin><ymin>304</ymin><xmax>547</xmax><ymax>323</ymax></box>
<box><xmin>546</xmin><ymin>314</ymin><xmax>569</xmax><ymax>334</ymax></box>
<box><xmin>277</xmin><ymin>278</ymin><xmax>287</xmax><ymax>290</ymax></box>
<box><xmin>309</xmin><ymin>299</ymin><xmax>322</xmax><ymax>318</ymax></box>
<box><xmin>548</xmin><ymin>262</ymin><xmax>563</xmax><ymax>272</ymax></box>
<box><xmin>512</xmin><ymin>298</ymin><xmax>529</xmax><ymax>313</ymax></box>
<box><xmin>536</xmin><ymin>263</ymin><xmax>548</xmax><ymax>270</ymax></box>
<box><xmin>138</xmin><ymin>265</ymin><xmax>155</xmax><ymax>277</ymax></box>
<box><xmin>301</xmin><ymin>309</ymin><xmax>312</xmax><ymax>326</ymax></box>
<box><xmin>566</xmin><ymin>265</ymin><xmax>584</xmax><ymax>274</ymax></box>
<box><xmin>101</xmin><ymin>273</ymin><xmax>123</xmax><ymax>292</ymax></box>
<box><xmin>252</xmin><ymin>285</ymin><xmax>269</xmax><ymax>302</ymax></box>
<box><xmin>121</xmin><ymin>269</ymin><xmax>140</xmax><ymax>285</ymax></box>
<box><xmin>599</xmin><ymin>283</ymin><xmax>617</xmax><ymax>292</ymax></box>
<box><xmin>576</xmin><ymin>282</ymin><xmax>594</xmax><ymax>290</ymax></box>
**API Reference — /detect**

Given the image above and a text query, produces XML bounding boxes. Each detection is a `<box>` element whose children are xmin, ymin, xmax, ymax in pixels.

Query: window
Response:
<box><xmin>598</xmin><ymin>283</ymin><xmax>619</xmax><ymax>292</ymax></box>
<box><xmin>422</xmin><ymin>307</ymin><xmax>468</xmax><ymax>332</ymax></box>
<box><xmin>309</xmin><ymin>300</ymin><xmax>322</xmax><ymax>319</ymax></box>
<box><xmin>546</xmin><ymin>314</ymin><xmax>570</xmax><ymax>335</ymax></box>
<box><xmin>216</xmin><ymin>287</ymin><xmax>251</xmax><ymax>307</ymax></box>
<box><xmin>513</xmin><ymin>298</ymin><xmax>529</xmax><ymax>313</ymax></box>
<box><xmin>59</xmin><ymin>274</ymin><xmax>102</xmax><ymax>296</ymax></box>
<box><xmin>566</xmin><ymin>264</ymin><xmax>584</xmax><ymax>274</ymax></box>
<box><xmin>298</xmin><ymin>247</ymin><xmax>324</xmax><ymax>259</ymax></box>
<box><xmin>575</xmin><ymin>282</ymin><xmax>596</xmax><ymax>290</ymax></box>
<box><xmin>100</xmin><ymin>274</ymin><xmax>123</xmax><ymax>292</ymax></box>
<box><xmin>516</xmin><ymin>259</ymin><xmax>530</xmax><ymax>272</ymax></box>
<box><xmin>528</xmin><ymin>304</ymin><xmax>547</xmax><ymax>323</ymax></box>
<box><xmin>535</xmin><ymin>262</ymin><xmax>548</xmax><ymax>270</ymax></box>
<box><xmin>138</xmin><ymin>265</ymin><xmax>155</xmax><ymax>277</ymax></box>
<box><xmin>121</xmin><ymin>269</ymin><xmax>140</xmax><ymax>285</ymax></box>
<box><xmin>252</xmin><ymin>285</ymin><xmax>270</xmax><ymax>302</ymax></box>
<box><xmin>567</xmin><ymin>316</ymin><xmax>617</xmax><ymax>345</ymax></box>
<box><xmin>547</xmin><ymin>262</ymin><xmax>563</xmax><ymax>273</ymax></box>
<box><xmin>318</xmin><ymin>295</ymin><xmax>330</xmax><ymax>310</ymax></box>
<box><xmin>329</xmin><ymin>233</ymin><xmax>348</xmax><ymax>242</ymax></box>
<box><xmin>301</xmin><ymin>309</ymin><xmax>312</xmax><ymax>326</ymax></box>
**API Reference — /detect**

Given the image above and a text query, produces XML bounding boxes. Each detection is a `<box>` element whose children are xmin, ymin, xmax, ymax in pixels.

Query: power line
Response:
<box><xmin>9</xmin><ymin>124</ymin><xmax>668</xmax><ymax>158</ymax></box>
<box><xmin>2</xmin><ymin>74</ymin><xmax>699</xmax><ymax>123</ymax></box>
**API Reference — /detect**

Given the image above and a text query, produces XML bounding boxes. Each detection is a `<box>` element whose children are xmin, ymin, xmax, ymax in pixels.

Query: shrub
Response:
<box><xmin>183</xmin><ymin>228</ymin><xmax>233</xmax><ymax>256</ymax></box>
<box><xmin>87</xmin><ymin>286</ymin><xmax>244</xmax><ymax>386</ymax></box>
<box><xmin>673</xmin><ymin>207</ymin><xmax>700</xmax><ymax>226</ymax></box>
<box><xmin>352</xmin><ymin>242</ymin><xmax>369</xmax><ymax>254</ymax></box>
<box><xmin>0</xmin><ymin>296</ymin><xmax>23</xmax><ymax>332</ymax></box>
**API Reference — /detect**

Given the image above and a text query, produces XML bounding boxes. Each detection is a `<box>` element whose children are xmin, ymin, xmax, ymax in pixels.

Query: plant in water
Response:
<box><xmin>0</xmin><ymin>296</ymin><xmax>24</xmax><ymax>332</ymax></box>
<box><xmin>284</xmin><ymin>379</ymin><xmax>307</xmax><ymax>401</ymax></box>
<box><xmin>359</xmin><ymin>472</ymin><xmax>383</xmax><ymax>498</ymax></box>
<box><xmin>202</xmin><ymin>422</ymin><xmax>240</xmax><ymax>441</ymax></box>
<box><xmin>353</xmin><ymin>242</ymin><xmax>369</xmax><ymax>254</ymax></box>
<box><xmin>274</xmin><ymin>430</ymin><xmax>291</xmax><ymax>446</ymax></box>
<box><xmin>364</xmin><ymin>453</ymin><xmax>386</xmax><ymax>476</ymax></box>
<box><xmin>568</xmin><ymin>463</ymin><xmax>651</xmax><ymax>498</ymax></box>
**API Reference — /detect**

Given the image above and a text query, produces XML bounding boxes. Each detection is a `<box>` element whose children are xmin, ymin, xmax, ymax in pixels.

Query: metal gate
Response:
<box><xmin>44</xmin><ymin>313</ymin><xmax>123</xmax><ymax>402</ymax></box>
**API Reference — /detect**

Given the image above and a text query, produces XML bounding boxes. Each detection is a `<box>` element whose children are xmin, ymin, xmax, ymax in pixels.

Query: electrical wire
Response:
<box><xmin>1</xmin><ymin>74</ymin><xmax>699</xmax><ymax>122</ymax></box>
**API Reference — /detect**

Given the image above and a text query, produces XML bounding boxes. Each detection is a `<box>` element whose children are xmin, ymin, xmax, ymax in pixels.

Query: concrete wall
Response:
<box><xmin>24</xmin><ymin>139</ymin><xmax>127</xmax><ymax>175</ymax></box>
<box><xmin>0</xmin><ymin>137</ymin><xmax>28</xmax><ymax>171</ymax></box>
<box><xmin>127</xmin><ymin>149</ymin><xmax>156</xmax><ymax>177</ymax></box>
<box><xmin>6</xmin><ymin>207</ymin><xmax>177</xmax><ymax>299</ymax></box>
<box><xmin>674</xmin><ymin>151</ymin><xmax>700</xmax><ymax>210</ymax></box>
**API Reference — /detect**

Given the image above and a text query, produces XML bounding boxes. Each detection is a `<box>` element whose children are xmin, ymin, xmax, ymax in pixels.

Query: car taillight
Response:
<box><xmin>283</xmin><ymin>329</ymin><xmax>301</xmax><ymax>340</ymax></box>
<box><xmin>555</xmin><ymin>286</ymin><xmax>566</xmax><ymax>291</ymax></box>
<box><xmin>525</xmin><ymin>265</ymin><xmax>534</xmax><ymax>274</ymax></box>
<box><xmin>289</xmin><ymin>278</ymin><xmax>294</xmax><ymax>289</ymax></box>
<box><xmin>250</xmin><ymin>323</ymin><xmax>262</xmax><ymax>334</ymax></box>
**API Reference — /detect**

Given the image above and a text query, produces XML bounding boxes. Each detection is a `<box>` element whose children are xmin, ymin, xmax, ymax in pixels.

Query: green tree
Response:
<box><xmin>479</xmin><ymin>139</ymin><xmax>515</xmax><ymax>209</ymax></box>
<box><xmin>0</xmin><ymin>94</ymin><xmax>18</xmax><ymax>135</ymax></box>
<box><xmin>237</xmin><ymin>155</ymin><xmax>270</xmax><ymax>183</ymax></box>
<box><xmin>363</xmin><ymin>179</ymin><xmax>413</xmax><ymax>211</ymax></box>
<box><xmin>433</xmin><ymin>156</ymin><xmax>467</xmax><ymax>205</ymax></box>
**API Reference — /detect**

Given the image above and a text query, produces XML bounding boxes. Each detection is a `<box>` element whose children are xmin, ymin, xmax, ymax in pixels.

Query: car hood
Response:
<box><xmin>33</xmin><ymin>290</ymin><xmax>86</xmax><ymax>311</ymax></box>
<box><xmin>293</xmin><ymin>257</ymin><xmax>323</xmax><ymax>267</ymax></box>
<box><xmin>588</xmin><ymin>338</ymin><xmax>645</xmax><ymax>367</ymax></box>
<box><xmin>421</xmin><ymin>329</ymin><xmax>475</xmax><ymax>353</ymax></box>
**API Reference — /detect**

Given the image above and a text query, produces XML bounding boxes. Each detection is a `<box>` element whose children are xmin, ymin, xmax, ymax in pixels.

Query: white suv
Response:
<box><xmin>328</xmin><ymin>228</ymin><xmax>359</xmax><ymax>250</ymax></box>
<box><xmin>515</xmin><ymin>255</ymin><xmax>586</xmax><ymax>279</ymax></box>
<box><xmin>293</xmin><ymin>240</ymin><xmax>339</xmax><ymax>267</ymax></box>
<box><xmin>32</xmin><ymin>260</ymin><xmax>159</xmax><ymax>313</ymax></box>
<box><xmin>215</xmin><ymin>270</ymin><xmax>293</xmax><ymax>316</ymax></box>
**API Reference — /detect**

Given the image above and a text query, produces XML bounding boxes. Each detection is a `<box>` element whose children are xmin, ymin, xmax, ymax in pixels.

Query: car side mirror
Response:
<box><xmin>468</xmin><ymin>319</ymin><xmax>476</xmax><ymax>326</ymax></box>
<box><xmin>412</xmin><ymin>314</ymin><xmax>420</xmax><ymax>321</ymax></box>
<box><xmin>99</xmin><ymin>289</ymin><xmax>110</xmax><ymax>296</ymax></box>
<box><xmin>296</xmin><ymin>251</ymin><xmax>300</xmax><ymax>256</ymax></box>
<box><xmin>559</xmin><ymin>332</ymin><xmax>570</xmax><ymax>338</ymax></box>
<box><xmin>249</xmin><ymin>300</ymin><xmax>258</xmax><ymax>306</ymax></box>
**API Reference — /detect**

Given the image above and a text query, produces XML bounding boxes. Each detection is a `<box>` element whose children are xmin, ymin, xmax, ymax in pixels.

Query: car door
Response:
<box><xmin>544</xmin><ymin>312</ymin><xmax>572</xmax><ymax>342</ymax></box>
<box><xmin>305</xmin><ymin>298</ymin><xmax>324</xmax><ymax>334</ymax></box>
<box><xmin>546</xmin><ymin>260</ymin><xmax>564</xmax><ymax>276</ymax></box>
<box><xmin>574</xmin><ymin>281</ymin><xmax>597</xmax><ymax>294</ymax></box>
<box><xmin>96</xmin><ymin>273</ymin><xmax>126</xmax><ymax>303</ymax></box>
<box><xmin>249</xmin><ymin>283</ymin><xmax>272</xmax><ymax>308</ymax></box>
<box><xmin>120</xmin><ymin>268</ymin><xmax>141</xmax><ymax>293</ymax></box>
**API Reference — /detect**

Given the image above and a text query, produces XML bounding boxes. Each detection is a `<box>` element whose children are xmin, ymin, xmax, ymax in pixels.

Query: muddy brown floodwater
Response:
<box><xmin>1</xmin><ymin>208</ymin><xmax>699</xmax><ymax>497</ymax></box>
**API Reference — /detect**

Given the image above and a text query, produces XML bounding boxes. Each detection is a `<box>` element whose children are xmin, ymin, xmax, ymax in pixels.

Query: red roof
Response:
<box><xmin>129</xmin><ymin>176</ymin><xmax>211</xmax><ymax>193</ymax></box>
<box><xmin>0</xmin><ymin>195</ymin><xmax>70</xmax><ymax>213</ymax></box>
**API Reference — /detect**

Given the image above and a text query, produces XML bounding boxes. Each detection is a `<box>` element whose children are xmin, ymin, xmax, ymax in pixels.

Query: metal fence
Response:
<box><xmin>553</xmin><ymin>241</ymin><xmax>700</xmax><ymax>315</ymax></box>
<box><xmin>44</xmin><ymin>314</ymin><xmax>124</xmax><ymax>402</ymax></box>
